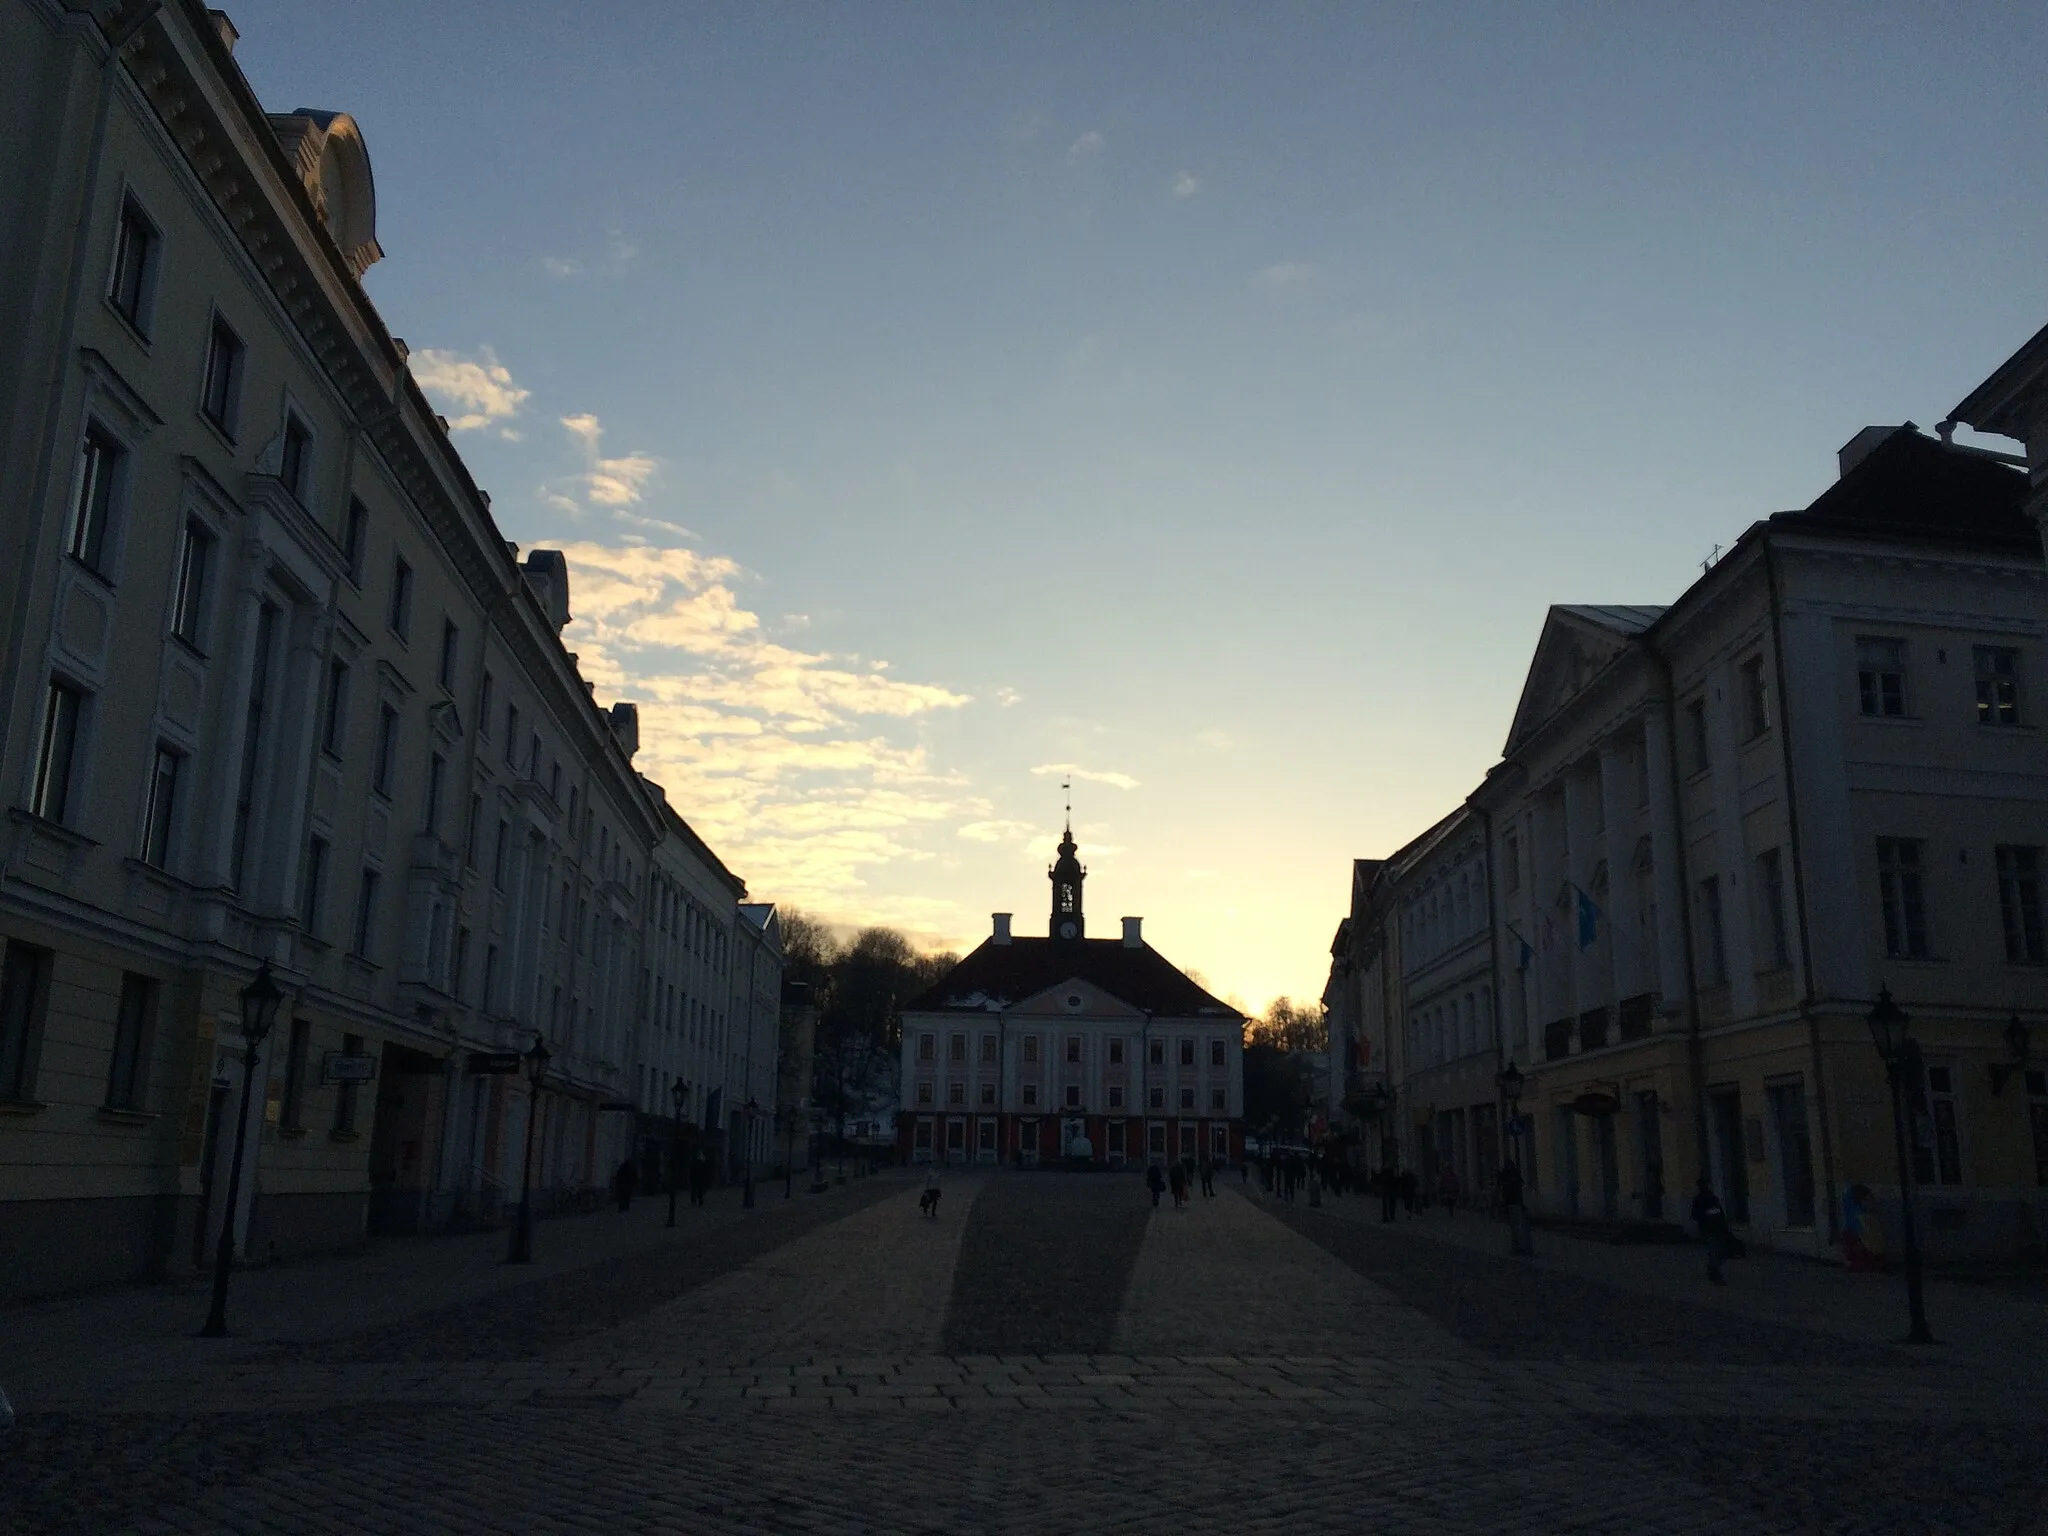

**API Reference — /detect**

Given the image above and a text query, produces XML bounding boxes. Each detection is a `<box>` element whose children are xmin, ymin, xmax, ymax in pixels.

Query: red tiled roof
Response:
<box><xmin>904</xmin><ymin>937</ymin><xmax>1240</xmax><ymax>1019</ymax></box>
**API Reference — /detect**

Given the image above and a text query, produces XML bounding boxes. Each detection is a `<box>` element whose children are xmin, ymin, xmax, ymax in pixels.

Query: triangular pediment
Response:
<box><xmin>1008</xmin><ymin>976</ymin><xmax>1147</xmax><ymax>1020</ymax></box>
<box><xmin>1504</xmin><ymin>605</ymin><xmax>1664</xmax><ymax>755</ymax></box>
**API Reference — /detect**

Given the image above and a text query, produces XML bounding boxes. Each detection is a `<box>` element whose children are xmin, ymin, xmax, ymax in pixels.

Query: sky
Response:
<box><xmin>225</xmin><ymin>2</ymin><xmax>2048</xmax><ymax>1014</ymax></box>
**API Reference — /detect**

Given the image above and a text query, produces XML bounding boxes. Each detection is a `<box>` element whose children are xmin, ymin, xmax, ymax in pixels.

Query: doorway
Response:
<box><xmin>1709</xmin><ymin>1088</ymin><xmax>1751</xmax><ymax>1224</ymax></box>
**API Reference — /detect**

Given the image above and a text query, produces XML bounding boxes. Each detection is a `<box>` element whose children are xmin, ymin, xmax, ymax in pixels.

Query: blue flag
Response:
<box><xmin>1576</xmin><ymin>886</ymin><xmax>1599</xmax><ymax>950</ymax></box>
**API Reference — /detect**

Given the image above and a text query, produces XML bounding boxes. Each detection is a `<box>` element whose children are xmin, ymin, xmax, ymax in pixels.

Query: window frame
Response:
<box><xmin>438</xmin><ymin>619</ymin><xmax>460</xmax><ymax>692</ymax></box>
<box><xmin>1855</xmin><ymin>636</ymin><xmax>1909</xmax><ymax>719</ymax></box>
<box><xmin>342</xmin><ymin>497</ymin><xmax>368</xmax><ymax>586</ymax></box>
<box><xmin>278</xmin><ymin>408</ymin><xmax>314</xmax><ymax>504</ymax></box>
<box><xmin>107</xmin><ymin>192</ymin><xmax>162</xmax><ymax>337</ymax></box>
<box><xmin>388</xmin><ymin>554</ymin><xmax>413</xmax><ymax>641</ymax></box>
<box><xmin>104</xmin><ymin>971</ymin><xmax>156</xmax><ymax>1112</ymax></box>
<box><xmin>139</xmin><ymin>741</ymin><xmax>182</xmax><ymax>870</ymax></box>
<box><xmin>1876</xmin><ymin>837</ymin><xmax>1930</xmax><ymax>960</ymax></box>
<box><xmin>200</xmin><ymin>311</ymin><xmax>246</xmax><ymax>439</ymax></box>
<box><xmin>372</xmin><ymin>704</ymin><xmax>399</xmax><ymax>798</ymax></box>
<box><xmin>1974</xmin><ymin>645</ymin><xmax>2023</xmax><ymax>728</ymax></box>
<box><xmin>0</xmin><ymin>941</ymin><xmax>55</xmax><ymax>1103</ymax></box>
<box><xmin>300</xmin><ymin>834</ymin><xmax>329</xmax><ymax>936</ymax></box>
<box><xmin>1996</xmin><ymin>844</ymin><xmax>2044</xmax><ymax>965</ymax></box>
<box><xmin>170</xmin><ymin>520</ymin><xmax>215</xmax><ymax>650</ymax></box>
<box><xmin>351</xmin><ymin>868</ymin><xmax>380</xmax><ymax>960</ymax></box>
<box><xmin>30</xmin><ymin>677</ymin><xmax>88</xmax><ymax>826</ymax></box>
<box><xmin>1740</xmin><ymin>655</ymin><xmax>1771</xmax><ymax>741</ymax></box>
<box><xmin>67</xmin><ymin>421</ymin><xmax>126</xmax><ymax>580</ymax></box>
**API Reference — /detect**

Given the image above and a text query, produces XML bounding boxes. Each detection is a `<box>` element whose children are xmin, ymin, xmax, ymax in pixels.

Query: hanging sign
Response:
<box><xmin>323</xmin><ymin>1052</ymin><xmax>378</xmax><ymax>1084</ymax></box>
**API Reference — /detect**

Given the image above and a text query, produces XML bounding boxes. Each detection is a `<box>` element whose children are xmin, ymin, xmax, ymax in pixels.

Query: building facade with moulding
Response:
<box><xmin>897</xmin><ymin>826</ymin><xmax>1245</xmax><ymax>1169</ymax></box>
<box><xmin>0</xmin><ymin>0</ymin><xmax>776</xmax><ymax>1300</ymax></box>
<box><xmin>1328</xmin><ymin>421</ymin><xmax>2047</xmax><ymax>1258</ymax></box>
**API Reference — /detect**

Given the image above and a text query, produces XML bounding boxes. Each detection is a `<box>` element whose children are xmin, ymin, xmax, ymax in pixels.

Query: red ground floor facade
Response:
<box><xmin>898</xmin><ymin>1112</ymin><xmax>1244</xmax><ymax>1167</ymax></box>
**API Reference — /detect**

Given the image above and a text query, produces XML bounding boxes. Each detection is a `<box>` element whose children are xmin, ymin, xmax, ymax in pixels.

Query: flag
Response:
<box><xmin>1508</xmin><ymin>924</ymin><xmax>1534</xmax><ymax>973</ymax></box>
<box><xmin>1576</xmin><ymin>886</ymin><xmax>1600</xmax><ymax>951</ymax></box>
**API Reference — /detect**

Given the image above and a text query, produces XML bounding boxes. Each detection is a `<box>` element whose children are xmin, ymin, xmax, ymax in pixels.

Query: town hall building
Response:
<box><xmin>897</xmin><ymin>827</ymin><xmax>1245</xmax><ymax>1167</ymax></box>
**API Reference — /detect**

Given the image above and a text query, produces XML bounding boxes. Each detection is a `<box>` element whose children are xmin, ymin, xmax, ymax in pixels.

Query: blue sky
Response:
<box><xmin>228</xmin><ymin>2</ymin><xmax>2048</xmax><ymax>1011</ymax></box>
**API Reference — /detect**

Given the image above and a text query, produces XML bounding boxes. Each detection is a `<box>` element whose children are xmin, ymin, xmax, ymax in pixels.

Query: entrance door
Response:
<box><xmin>945</xmin><ymin>1118</ymin><xmax>965</xmax><ymax>1161</ymax></box>
<box><xmin>1593</xmin><ymin>1112</ymin><xmax>1619</xmax><ymax>1220</ymax></box>
<box><xmin>1767</xmin><ymin>1081</ymin><xmax>1816</xmax><ymax>1227</ymax></box>
<box><xmin>1553</xmin><ymin>1107</ymin><xmax>1580</xmax><ymax>1216</ymax></box>
<box><xmin>1709</xmin><ymin>1088</ymin><xmax>1750</xmax><ymax>1223</ymax></box>
<box><xmin>1148</xmin><ymin>1122</ymin><xmax>1166</xmax><ymax>1162</ymax></box>
<box><xmin>977</xmin><ymin>1119</ymin><xmax>996</xmax><ymax>1161</ymax></box>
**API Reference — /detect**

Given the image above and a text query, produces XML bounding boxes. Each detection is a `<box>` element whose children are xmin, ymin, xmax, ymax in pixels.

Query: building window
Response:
<box><xmin>351</xmin><ymin>869</ymin><xmax>380</xmax><ymax>959</ymax></box>
<box><xmin>1148</xmin><ymin>1085</ymin><xmax>1164</xmax><ymax>1110</ymax></box>
<box><xmin>321</xmin><ymin>659</ymin><xmax>349</xmax><ymax>756</ymax></box>
<box><xmin>1180</xmin><ymin>1086</ymin><xmax>1196</xmax><ymax>1110</ymax></box>
<box><xmin>333</xmin><ymin>1033</ymin><xmax>363</xmax><ymax>1133</ymax></box>
<box><xmin>373</xmin><ymin>705</ymin><xmax>398</xmax><ymax>797</ymax></box>
<box><xmin>478</xmin><ymin>671</ymin><xmax>494</xmax><ymax>738</ymax></box>
<box><xmin>1066</xmin><ymin>1035</ymin><xmax>1081</xmax><ymax>1064</ymax></box>
<box><xmin>1685</xmin><ymin>698</ymin><xmax>1710</xmax><ymax>773</ymax></box>
<box><xmin>1108</xmin><ymin>1037</ymin><xmax>1123</xmax><ymax>1065</ymax></box>
<box><xmin>1856</xmin><ymin>637</ymin><xmax>1907</xmax><ymax>718</ymax></box>
<box><xmin>464</xmin><ymin>794</ymin><xmax>482</xmax><ymax>867</ymax></box>
<box><xmin>279</xmin><ymin>1016</ymin><xmax>311</xmax><ymax>1130</ymax></box>
<box><xmin>31</xmin><ymin>679</ymin><xmax>86</xmax><ymax>825</ymax></box>
<box><xmin>1909</xmin><ymin>1063</ymin><xmax>1963</xmax><ymax>1187</ymax></box>
<box><xmin>1108</xmin><ymin>1084</ymin><xmax>1124</xmax><ymax>1108</ymax></box>
<box><xmin>1210</xmin><ymin>1039</ymin><xmax>1226</xmax><ymax>1067</ymax></box>
<box><xmin>171</xmin><ymin>522</ymin><xmax>213</xmax><ymax>648</ymax></box>
<box><xmin>1211</xmin><ymin>1086</ymin><xmax>1226</xmax><ymax>1111</ymax></box>
<box><xmin>1149</xmin><ymin>1038</ymin><xmax>1164</xmax><ymax>1067</ymax></box>
<box><xmin>1758</xmin><ymin>847</ymin><xmax>1790</xmax><ymax>970</ymax></box>
<box><xmin>1740</xmin><ymin>656</ymin><xmax>1770</xmax><ymax>740</ymax></box>
<box><xmin>1504</xmin><ymin>833</ymin><xmax>1520</xmax><ymax>893</ymax></box>
<box><xmin>482</xmin><ymin>945</ymin><xmax>499</xmax><ymax>1011</ymax></box>
<box><xmin>1974</xmin><ymin>646</ymin><xmax>2022</xmax><ymax>727</ymax></box>
<box><xmin>140</xmin><ymin>744</ymin><xmax>181</xmax><ymax>869</ymax></box>
<box><xmin>1766</xmin><ymin>1080</ymin><xmax>1816</xmax><ymax>1227</ymax></box>
<box><xmin>980</xmin><ymin>1033</ymin><xmax>997</xmax><ymax>1063</ymax></box>
<box><xmin>1023</xmin><ymin>1035</ymin><xmax>1039</xmax><ymax>1063</ymax></box>
<box><xmin>504</xmin><ymin>704</ymin><xmax>519</xmax><ymax>764</ymax></box>
<box><xmin>1179</xmin><ymin>1038</ymin><xmax>1194</xmax><ymax>1067</ymax></box>
<box><xmin>343</xmin><ymin>498</ymin><xmax>367</xmax><ymax>584</ymax></box>
<box><xmin>1997</xmin><ymin>845</ymin><xmax>2044</xmax><ymax>964</ymax></box>
<box><xmin>278</xmin><ymin>411</ymin><xmax>313</xmax><ymax>502</ymax></box>
<box><xmin>201</xmin><ymin>315</ymin><xmax>244</xmax><ymax>436</ymax></box>
<box><xmin>980</xmin><ymin>1082</ymin><xmax>995</xmax><ymax>1106</ymax></box>
<box><xmin>229</xmin><ymin>603</ymin><xmax>278</xmax><ymax>889</ymax></box>
<box><xmin>949</xmin><ymin>1082</ymin><xmax>965</xmax><ymax>1106</ymax></box>
<box><xmin>493</xmin><ymin>819</ymin><xmax>509</xmax><ymax>889</ymax></box>
<box><xmin>1065</xmin><ymin>1084</ymin><xmax>1081</xmax><ymax>1108</ymax></box>
<box><xmin>300</xmin><ymin>836</ymin><xmax>329</xmax><ymax>935</ymax></box>
<box><xmin>68</xmin><ymin>424</ymin><xmax>123</xmax><ymax>577</ymax></box>
<box><xmin>108</xmin><ymin>197</ymin><xmax>159</xmax><ymax>332</ymax></box>
<box><xmin>104</xmin><ymin>972</ymin><xmax>155</xmax><ymax>1111</ymax></box>
<box><xmin>1698</xmin><ymin>876</ymin><xmax>1727</xmax><ymax>984</ymax></box>
<box><xmin>0</xmin><ymin>941</ymin><xmax>54</xmax><ymax>1101</ymax></box>
<box><xmin>918</xmin><ymin>1033</ymin><xmax>935</xmax><ymax>1061</ymax></box>
<box><xmin>389</xmin><ymin>556</ymin><xmax>413</xmax><ymax>640</ymax></box>
<box><xmin>1876</xmin><ymin>838</ymin><xmax>1929</xmax><ymax>959</ymax></box>
<box><xmin>439</xmin><ymin>620</ymin><xmax>460</xmax><ymax>691</ymax></box>
<box><xmin>1021</xmin><ymin>1084</ymin><xmax>1038</xmax><ymax>1107</ymax></box>
<box><xmin>949</xmin><ymin>1032</ymin><xmax>967</xmax><ymax>1063</ymax></box>
<box><xmin>424</xmin><ymin>752</ymin><xmax>446</xmax><ymax>835</ymax></box>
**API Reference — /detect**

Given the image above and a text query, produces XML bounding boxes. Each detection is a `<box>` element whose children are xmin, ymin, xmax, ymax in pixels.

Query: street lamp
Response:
<box><xmin>200</xmin><ymin>963</ymin><xmax>284</xmax><ymax>1337</ymax></box>
<box><xmin>741</xmin><ymin>1096</ymin><xmax>759</xmax><ymax>1208</ymax></box>
<box><xmin>667</xmin><ymin>1077</ymin><xmax>689</xmax><ymax>1227</ymax></box>
<box><xmin>1865</xmin><ymin>987</ymin><xmax>1934</xmax><ymax>1344</ymax></box>
<box><xmin>506</xmin><ymin>1034</ymin><xmax>551</xmax><ymax>1264</ymax></box>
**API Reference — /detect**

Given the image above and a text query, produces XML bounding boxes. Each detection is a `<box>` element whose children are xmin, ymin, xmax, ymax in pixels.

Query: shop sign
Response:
<box><xmin>323</xmin><ymin>1052</ymin><xmax>378</xmax><ymax>1084</ymax></box>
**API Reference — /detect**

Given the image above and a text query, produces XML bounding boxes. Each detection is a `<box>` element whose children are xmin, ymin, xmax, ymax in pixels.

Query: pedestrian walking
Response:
<box><xmin>1497</xmin><ymin>1161</ymin><xmax>1532</xmax><ymax>1255</ymax></box>
<box><xmin>613</xmin><ymin>1156</ymin><xmax>639</xmax><ymax>1213</ymax></box>
<box><xmin>688</xmin><ymin>1149</ymin><xmax>711</xmax><ymax>1207</ymax></box>
<box><xmin>1198</xmin><ymin>1154</ymin><xmax>1215</xmax><ymax>1198</ymax></box>
<box><xmin>1146</xmin><ymin>1161</ymin><xmax>1167</xmax><ymax>1208</ymax></box>
<box><xmin>920</xmin><ymin>1166</ymin><xmax>942</xmax><ymax>1218</ymax></box>
<box><xmin>1168</xmin><ymin>1161</ymin><xmax>1188</xmax><ymax>1209</ymax></box>
<box><xmin>1692</xmin><ymin>1175</ymin><xmax>1731</xmax><ymax>1285</ymax></box>
<box><xmin>1379</xmin><ymin>1167</ymin><xmax>1399</xmax><ymax>1224</ymax></box>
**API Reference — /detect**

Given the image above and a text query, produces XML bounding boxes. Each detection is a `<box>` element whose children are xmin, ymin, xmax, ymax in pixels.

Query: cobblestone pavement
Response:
<box><xmin>5</xmin><ymin>1172</ymin><xmax>2045</xmax><ymax>1534</ymax></box>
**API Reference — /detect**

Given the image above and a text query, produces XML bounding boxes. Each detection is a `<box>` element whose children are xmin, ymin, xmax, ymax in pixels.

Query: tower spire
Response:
<box><xmin>1050</xmin><ymin>787</ymin><xmax>1085</xmax><ymax>941</ymax></box>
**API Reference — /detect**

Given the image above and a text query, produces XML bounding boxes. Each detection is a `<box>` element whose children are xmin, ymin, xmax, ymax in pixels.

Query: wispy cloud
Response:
<box><xmin>410</xmin><ymin>346</ymin><xmax>530</xmax><ymax>432</ymax></box>
<box><xmin>559</xmin><ymin>543</ymin><xmax>975</xmax><ymax>915</ymax></box>
<box><xmin>1031</xmin><ymin>762</ymin><xmax>1141</xmax><ymax>791</ymax></box>
<box><xmin>1170</xmin><ymin>170</ymin><xmax>1203</xmax><ymax>200</ymax></box>
<box><xmin>540</xmin><ymin>228</ymin><xmax>639</xmax><ymax>280</ymax></box>
<box><xmin>957</xmin><ymin>819</ymin><xmax>1040</xmax><ymax>844</ymax></box>
<box><xmin>540</xmin><ymin>255</ymin><xmax>581</xmax><ymax>279</ymax></box>
<box><xmin>1067</xmin><ymin>130</ymin><xmax>1105</xmax><ymax>163</ymax></box>
<box><xmin>995</xmin><ymin>686</ymin><xmax>1023</xmax><ymax>708</ymax></box>
<box><xmin>559</xmin><ymin>413</ymin><xmax>657</xmax><ymax>507</ymax></box>
<box><xmin>1253</xmin><ymin>260</ymin><xmax>1316</xmax><ymax>289</ymax></box>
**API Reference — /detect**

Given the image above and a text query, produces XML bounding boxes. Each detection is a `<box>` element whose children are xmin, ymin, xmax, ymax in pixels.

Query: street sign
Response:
<box><xmin>467</xmin><ymin>1051</ymin><xmax>523</xmax><ymax>1075</ymax></box>
<box><xmin>323</xmin><ymin>1052</ymin><xmax>377</xmax><ymax>1084</ymax></box>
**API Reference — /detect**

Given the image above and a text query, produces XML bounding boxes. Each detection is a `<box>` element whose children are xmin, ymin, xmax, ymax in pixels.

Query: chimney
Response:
<box><xmin>208</xmin><ymin>10</ymin><xmax>239</xmax><ymax>53</ymax></box>
<box><xmin>522</xmin><ymin>549</ymin><xmax>572</xmax><ymax>632</ymax></box>
<box><xmin>992</xmin><ymin>913</ymin><xmax>1012</xmax><ymax>946</ymax></box>
<box><xmin>1838</xmin><ymin>423</ymin><xmax>1911</xmax><ymax>479</ymax></box>
<box><xmin>607</xmin><ymin>701</ymin><xmax>639</xmax><ymax>759</ymax></box>
<box><xmin>1122</xmin><ymin>916</ymin><xmax>1142</xmax><ymax>949</ymax></box>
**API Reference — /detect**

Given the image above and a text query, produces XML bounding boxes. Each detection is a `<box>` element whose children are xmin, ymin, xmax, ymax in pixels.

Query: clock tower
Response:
<box><xmin>1049</xmin><ymin>822</ymin><xmax>1085</xmax><ymax>941</ymax></box>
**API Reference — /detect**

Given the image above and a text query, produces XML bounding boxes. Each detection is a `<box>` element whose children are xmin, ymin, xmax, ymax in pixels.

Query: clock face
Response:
<box><xmin>1059</xmin><ymin>921</ymin><xmax>1078</xmax><ymax>939</ymax></box>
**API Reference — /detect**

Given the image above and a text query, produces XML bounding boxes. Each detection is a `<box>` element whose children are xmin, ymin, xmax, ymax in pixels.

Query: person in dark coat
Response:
<box><xmin>1692</xmin><ymin>1175</ymin><xmax>1731</xmax><ymax>1285</ymax></box>
<box><xmin>1146</xmin><ymin>1162</ymin><xmax>1167</xmax><ymax>1208</ymax></box>
<box><xmin>1197</xmin><ymin>1155</ymin><xmax>1215</xmax><ymax>1198</ymax></box>
<box><xmin>1168</xmin><ymin>1160</ymin><xmax>1189</xmax><ymax>1209</ymax></box>
<box><xmin>614</xmin><ymin>1156</ymin><xmax>639</xmax><ymax>1213</ymax></box>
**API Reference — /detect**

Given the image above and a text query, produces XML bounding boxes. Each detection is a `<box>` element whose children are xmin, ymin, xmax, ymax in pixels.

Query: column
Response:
<box><xmin>1641</xmin><ymin>703</ymin><xmax>1688</xmax><ymax>1018</ymax></box>
<box><xmin>1597</xmin><ymin>736</ymin><xmax>1639</xmax><ymax>1003</ymax></box>
<box><xmin>1560</xmin><ymin>769</ymin><xmax>1597</xmax><ymax>1033</ymax></box>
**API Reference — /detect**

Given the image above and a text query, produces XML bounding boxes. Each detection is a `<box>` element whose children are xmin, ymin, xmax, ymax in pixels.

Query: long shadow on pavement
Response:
<box><xmin>940</xmin><ymin>1172</ymin><xmax>1152</xmax><ymax>1355</ymax></box>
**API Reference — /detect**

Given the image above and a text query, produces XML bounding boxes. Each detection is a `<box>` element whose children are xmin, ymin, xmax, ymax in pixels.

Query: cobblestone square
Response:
<box><xmin>3</xmin><ymin>1172</ymin><xmax>2044</xmax><ymax>1533</ymax></box>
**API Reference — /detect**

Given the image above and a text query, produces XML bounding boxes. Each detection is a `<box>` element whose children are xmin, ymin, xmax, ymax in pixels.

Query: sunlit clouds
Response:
<box><xmin>560</xmin><ymin>414</ymin><xmax>658</xmax><ymax>506</ymax></box>
<box><xmin>410</xmin><ymin>346</ymin><xmax>530</xmax><ymax>435</ymax></box>
<box><xmin>1031</xmin><ymin>762</ymin><xmax>1141</xmax><ymax>791</ymax></box>
<box><xmin>1169</xmin><ymin>170</ymin><xmax>1203</xmax><ymax>199</ymax></box>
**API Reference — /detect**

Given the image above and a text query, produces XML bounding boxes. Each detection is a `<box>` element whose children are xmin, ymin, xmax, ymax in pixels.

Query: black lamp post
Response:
<box><xmin>200</xmin><ymin>963</ymin><xmax>284</xmax><ymax>1337</ymax></box>
<box><xmin>506</xmin><ymin>1034</ymin><xmax>550</xmax><ymax>1264</ymax></box>
<box><xmin>741</xmin><ymin>1097</ymin><xmax>759</xmax><ymax>1208</ymax></box>
<box><xmin>667</xmin><ymin>1077</ymin><xmax>689</xmax><ymax>1227</ymax></box>
<box><xmin>1865</xmin><ymin>988</ymin><xmax>1934</xmax><ymax>1344</ymax></box>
